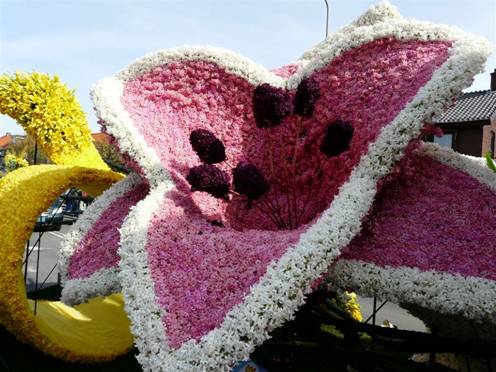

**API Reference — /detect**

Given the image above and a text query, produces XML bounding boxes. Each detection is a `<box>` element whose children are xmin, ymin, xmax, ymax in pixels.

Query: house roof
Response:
<box><xmin>434</xmin><ymin>90</ymin><xmax>496</xmax><ymax>124</ymax></box>
<box><xmin>91</xmin><ymin>132</ymin><xmax>112</xmax><ymax>144</ymax></box>
<box><xmin>0</xmin><ymin>134</ymin><xmax>13</xmax><ymax>148</ymax></box>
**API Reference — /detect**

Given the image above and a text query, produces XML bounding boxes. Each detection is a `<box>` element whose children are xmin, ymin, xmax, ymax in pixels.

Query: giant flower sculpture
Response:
<box><xmin>57</xmin><ymin>2</ymin><xmax>493</xmax><ymax>370</ymax></box>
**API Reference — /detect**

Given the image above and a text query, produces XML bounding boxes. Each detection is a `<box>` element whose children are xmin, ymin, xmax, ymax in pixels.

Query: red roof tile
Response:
<box><xmin>0</xmin><ymin>134</ymin><xmax>13</xmax><ymax>148</ymax></box>
<box><xmin>91</xmin><ymin>132</ymin><xmax>112</xmax><ymax>144</ymax></box>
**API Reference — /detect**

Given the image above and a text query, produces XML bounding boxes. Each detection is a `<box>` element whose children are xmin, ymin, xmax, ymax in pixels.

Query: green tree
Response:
<box><xmin>8</xmin><ymin>135</ymin><xmax>50</xmax><ymax>165</ymax></box>
<box><xmin>4</xmin><ymin>151</ymin><xmax>28</xmax><ymax>172</ymax></box>
<box><xmin>93</xmin><ymin>141</ymin><xmax>128</xmax><ymax>173</ymax></box>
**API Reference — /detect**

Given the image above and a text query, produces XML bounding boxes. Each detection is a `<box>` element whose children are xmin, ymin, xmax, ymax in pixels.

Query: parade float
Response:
<box><xmin>0</xmin><ymin>2</ymin><xmax>494</xmax><ymax>371</ymax></box>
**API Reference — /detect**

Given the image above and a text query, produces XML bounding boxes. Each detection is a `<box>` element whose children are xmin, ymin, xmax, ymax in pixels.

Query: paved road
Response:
<box><xmin>21</xmin><ymin>224</ymin><xmax>428</xmax><ymax>333</ymax></box>
<box><xmin>23</xmin><ymin>225</ymin><xmax>71</xmax><ymax>293</ymax></box>
<box><xmin>357</xmin><ymin>296</ymin><xmax>427</xmax><ymax>332</ymax></box>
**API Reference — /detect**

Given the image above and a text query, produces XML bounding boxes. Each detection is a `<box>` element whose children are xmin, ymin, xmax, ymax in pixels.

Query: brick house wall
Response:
<box><xmin>482</xmin><ymin>115</ymin><xmax>496</xmax><ymax>157</ymax></box>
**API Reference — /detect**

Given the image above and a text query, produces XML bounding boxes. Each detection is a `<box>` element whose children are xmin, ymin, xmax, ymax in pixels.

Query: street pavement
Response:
<box><xmin>21</xmin><ymin>225</ymin><xmax>428</xmax><ymax>333</ymax></box>
<box><xmin>357</xmin><ymin>297</ymin><xmax>427</xmax><ymax>332</ymax></box>
<box><xmin>23</xmin><ymin>225</ymin><xmax>71</xmax><ymax>293</ymax></box>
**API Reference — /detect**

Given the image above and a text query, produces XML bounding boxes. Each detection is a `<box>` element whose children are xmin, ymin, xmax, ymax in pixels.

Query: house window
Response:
<box><xmin>433</xmin><ymin>133</ymin><xmax>454</xmax><ymax>148</ymax></box>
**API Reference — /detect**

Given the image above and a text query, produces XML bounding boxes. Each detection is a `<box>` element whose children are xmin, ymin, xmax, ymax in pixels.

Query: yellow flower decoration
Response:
<box><xmin>342</xmin><ymin>291</ymin><xmax>363</xmax><ymax>322</ymax></box>
<box><xmin>0</xmin><ymin>72</ymin><xmax>108</xmax><ymax>169</ymax></box>
<box><xmin>0</xmin><ymin>165</ymin><xmax>131</xmax><ymax>362</ymax></box>
<box><xmin>0</xmin><ymin>72</ymin><xmax>132</xmax><ymax>362</ymax></box>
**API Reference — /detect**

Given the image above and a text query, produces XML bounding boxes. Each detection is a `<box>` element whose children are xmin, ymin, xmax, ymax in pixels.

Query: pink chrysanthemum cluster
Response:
<box><xmin>68</xmin><ymin>181</ymin><xmax>150</xmax><ymax>279</ymax></box>
<box><xmin>340</xmin><ymin>152</ymin><xmax>496</xmax><ymax>281</ymax></box>
<box><xmin>117</xmin><ymin>38</ymin><xmax>452</xmax><ymax>348</ymax></box>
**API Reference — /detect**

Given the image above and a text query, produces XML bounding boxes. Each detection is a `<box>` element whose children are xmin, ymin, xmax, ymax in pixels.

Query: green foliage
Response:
<box><xmin>93</xmin><ymin>141</ymin><xmax>128</xmax><ymax>173</ymax></box>
<box><xmin>485</xmin><ymin>152</ymin><xmax>496</xmax><ymax>173</ymax></box>
<box><xmin>8</xmin><ymin>135</ymin><xmax>50</xmax><ymax>165</ymax></box>
<box><xmin>4</xmin><ymin>152</ymin><xmax>29</xmax><ymax>172</ymax></box>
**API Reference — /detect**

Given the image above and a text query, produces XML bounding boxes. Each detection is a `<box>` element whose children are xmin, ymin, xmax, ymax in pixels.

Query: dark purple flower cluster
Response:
<box><xmin>253</xmin><ymin>84</ymin><xmax>292</xmax><ymax>128</ymax></box>
<box><xmin>190</xmin><ymin>129</ymin><xmax>226</xmax><ymax>164</ymax></box>
<box><xmin>253</xmin><ymin>78</ymin><xmax>321</xmax><ymax>130</ymax></box>
<box><xmin>232</xmin><ymin>162</ymin><xmax>270</xmax><ymax>200</ymax></box>
<box><xmin>186</xmin><ymin>164</ymin><xmax>230</xmax><ymax>200</ymax></box>
<box><xmin>320</xmin><ymin>120</ymin><xmax>354</xmax><ymax>157</ymax></box>
<box><xmin>294</xmin><ymin>77</ymin><xmax>320</xmax><ymax>117</ymax></box>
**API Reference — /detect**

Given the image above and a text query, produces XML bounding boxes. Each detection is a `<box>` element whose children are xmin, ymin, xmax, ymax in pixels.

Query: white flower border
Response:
<box><xmin>299</xmin><ymin>0</ymin><xmax>402</xmax><ymax>63</ymax></box>
<box><xmin>329</xmin><ymin>142</ymin><xmax>496</xmax><ymax>324</ymax></box>
<box><xmin>60</xmin><ymin>267</ymin><xmax>121</xmax><ymax>306</ymax></box>
<box><xmin>92</xmin><ymin>2</ymin><xmax>492</xmax><ymax>370</ymax></box>
<box><xmin>331</xmin><ymin>260</ymin><xmax>496</xmax><ymax>324</ymax></box>
<box><xmin>59</xmin><ymin>173</ymin><xmax>142</xmax><ymax>305</ymax></box>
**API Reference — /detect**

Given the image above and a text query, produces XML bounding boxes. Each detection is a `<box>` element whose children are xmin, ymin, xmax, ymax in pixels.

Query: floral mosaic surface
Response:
<box><xmin>0</xmin><ymin>1</ymin><xmax>492</xmax><ymax>371</ymax></box>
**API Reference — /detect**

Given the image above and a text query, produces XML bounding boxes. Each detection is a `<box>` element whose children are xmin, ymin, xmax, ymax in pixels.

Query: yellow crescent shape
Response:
<box><xmin>0</xmin><ymin>72</ymin><xmax>132</xmax><ymax>362</ymax></box>
<box><xmin>0</xmin><ymin>165</ymin><xmax>132</xmax><ymax>362</ymax></box>
<box><xmin>0</xmin><ymin>72</ymin><xmax>109</xmax><ymax>170</ymax></box>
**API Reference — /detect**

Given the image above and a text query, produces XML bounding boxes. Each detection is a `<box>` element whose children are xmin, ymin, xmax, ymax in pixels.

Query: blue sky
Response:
<box><xmin>1</xmin><ymin>0</ymin><xmax>495</xmax><ymax>135</ymax></box>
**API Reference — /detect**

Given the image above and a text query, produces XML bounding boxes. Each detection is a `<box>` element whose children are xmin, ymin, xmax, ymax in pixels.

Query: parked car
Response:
<box><xmin>62</xmin><ymin>189</ymin><xmax>86</xmax><ymax>216</ymax></box>
<box><xmin>34</xmin><ymin>198</ymin><xmax>64</xmax><ymax>232</ymax></box>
